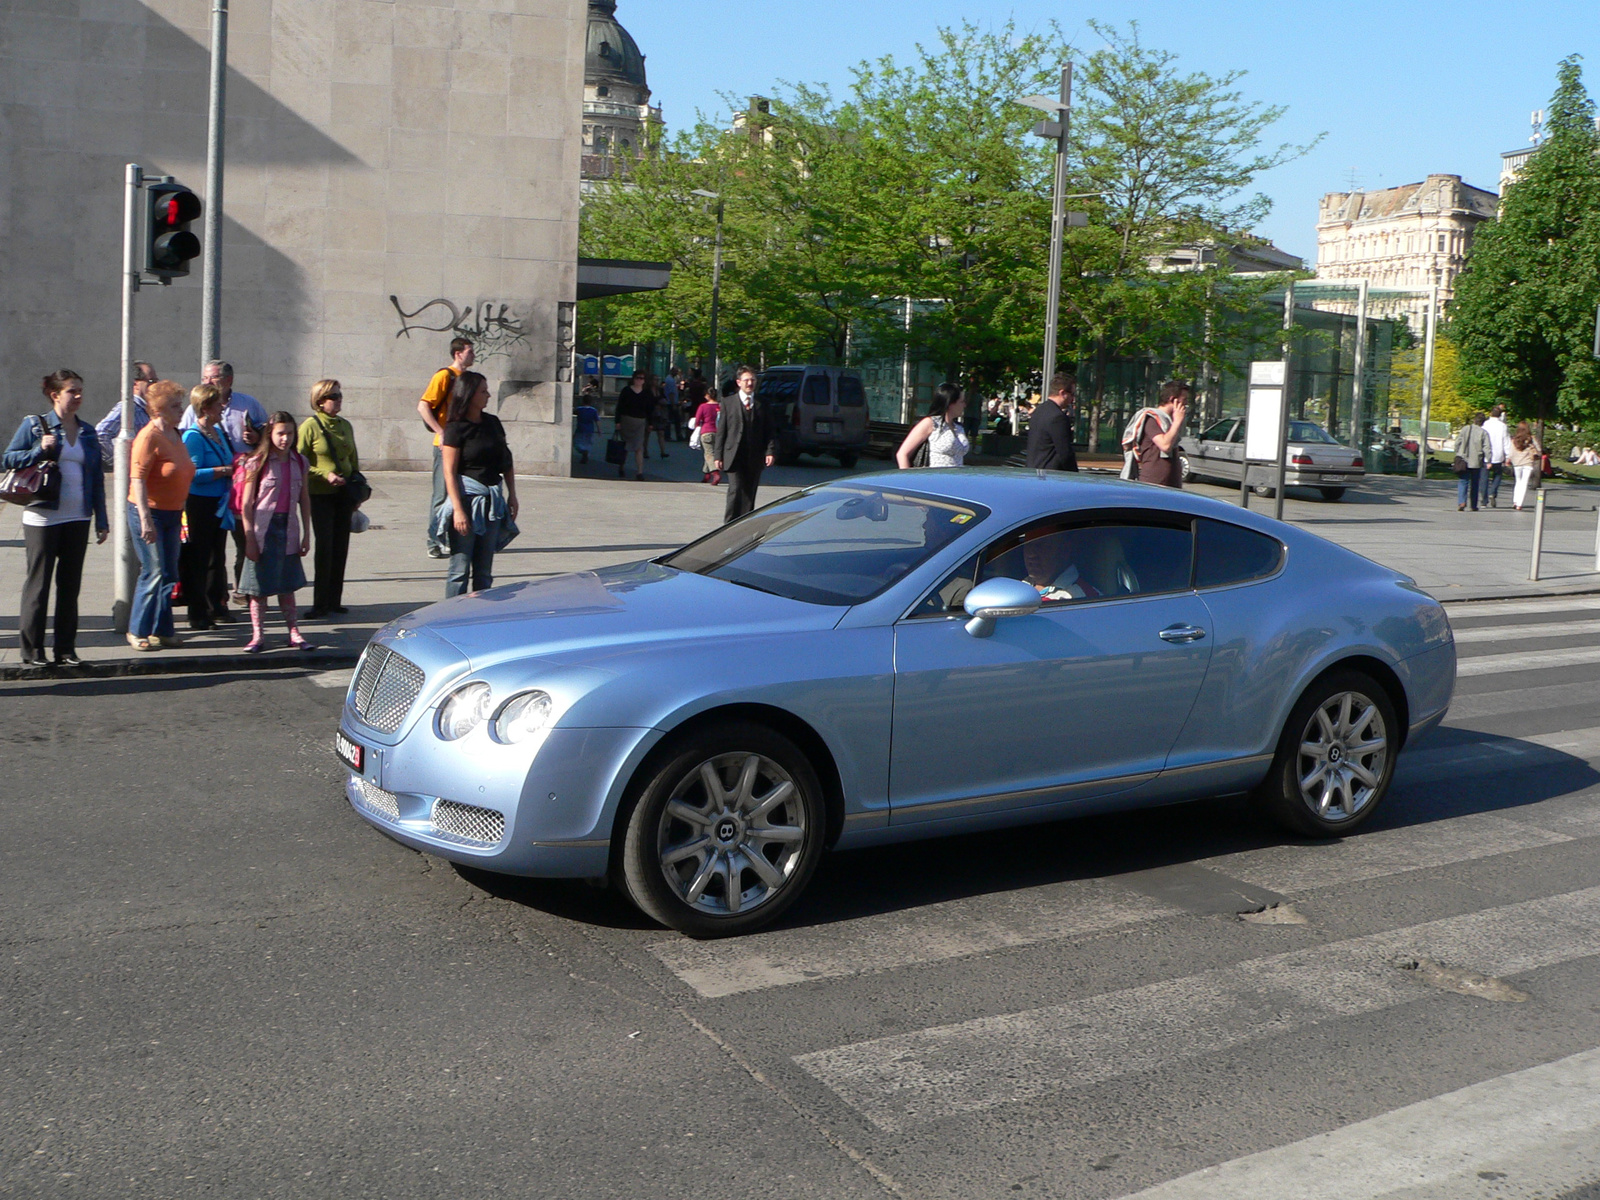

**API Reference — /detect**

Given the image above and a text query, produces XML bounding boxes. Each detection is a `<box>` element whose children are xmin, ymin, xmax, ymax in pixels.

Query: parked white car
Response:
<box><xmin>1180</xmin><ymin>418</ymin><xmax>1365</xmax><ymax>501</ymax></box>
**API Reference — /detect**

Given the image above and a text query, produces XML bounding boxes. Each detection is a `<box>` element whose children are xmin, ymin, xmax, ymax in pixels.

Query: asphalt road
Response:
<box><xmin>4</xmin><ymin>596</ymin><xmax>1600</xmax><ymax>1199</ymax></box>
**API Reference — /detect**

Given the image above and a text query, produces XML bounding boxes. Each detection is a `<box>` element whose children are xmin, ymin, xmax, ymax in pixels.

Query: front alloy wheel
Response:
<box><xmin>622</xmin><ymin>722</ymin><xmax>825</xmax><ymax>936</ymax></box>
<box><xmin>1257</xmin><ymin>670</ymin><xmax>1397</xmax><ymax>837</ymax></box>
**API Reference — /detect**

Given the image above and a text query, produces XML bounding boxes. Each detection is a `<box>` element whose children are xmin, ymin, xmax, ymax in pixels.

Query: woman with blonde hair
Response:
<box><xmin>127</xmin><ymin>379</ymin><xmax>196</xmax><ymax>650</ymax></box>
<box><xmin>179</xmin><ymin>383</ymin><xmax>239</xmax><ymax>630</ymax></box>
<box><xmin>297</xmin><ymin>378</ymin><xmax>361</xmax><ymax>618</ymax></box>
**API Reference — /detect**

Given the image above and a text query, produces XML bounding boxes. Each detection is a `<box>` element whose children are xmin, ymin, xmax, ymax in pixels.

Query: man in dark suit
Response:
<box><xmin>713</xmin><ymin>365</ymin><xmax>776</xmax><ymax>522</ymax></box>
<box><xmin>1026</xmin><ymin>371</ymin><xmax>1079</xmax><ymax>472</ymax></box>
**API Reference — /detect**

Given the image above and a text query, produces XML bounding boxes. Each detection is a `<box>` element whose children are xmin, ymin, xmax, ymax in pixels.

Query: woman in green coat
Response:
<box><xmin>296</xmin><ymin>379</ymin><xmax>361</xmax><ymax>618</ymax></box>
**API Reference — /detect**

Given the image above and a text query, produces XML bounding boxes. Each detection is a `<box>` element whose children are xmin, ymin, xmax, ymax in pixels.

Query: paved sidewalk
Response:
<box><xmin>3</xmin><ymin>445</ymin><xmax>1597</xmax><ymax>678</ymax></box>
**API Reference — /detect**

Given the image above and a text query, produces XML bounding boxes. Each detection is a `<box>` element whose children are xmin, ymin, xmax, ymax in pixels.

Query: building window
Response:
<box><xmin>1438</xmin><ymin>234</ymin><xmax>1446</xmax><ymax>252</ymax></box>
<box><xmin>597</xmin><ymin>85</ymin><xmax>609</xmax><ymax>97</ymax></box>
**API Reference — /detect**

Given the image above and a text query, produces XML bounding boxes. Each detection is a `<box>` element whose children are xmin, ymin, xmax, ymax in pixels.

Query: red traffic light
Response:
<box><xmin>143</xmin><ymin>182</ymin><xmax>202</xmax><ymax>277</ymax></box>
<box><xmin>157</xmin><ymin>190</ymin><xmax>202</xmax><ymax>228</ymax></box>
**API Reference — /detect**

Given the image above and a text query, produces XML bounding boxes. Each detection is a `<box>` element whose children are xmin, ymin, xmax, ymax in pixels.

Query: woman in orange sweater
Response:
<box><xmin>127</xmin><ymin>379</ymin><xmax>196</xmax><ymax>651</ymax></box>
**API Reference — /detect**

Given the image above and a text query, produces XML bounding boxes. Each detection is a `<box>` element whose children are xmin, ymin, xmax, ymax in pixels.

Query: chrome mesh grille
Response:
<box><xmin>353</xmin><ymin>778</ymin><xmax>401</xmax><ymax>822</ymax></box>
<box><xmin>431</xmin><ymin>799</ymin><xmax>505</xmax><ymax>846</ymax></box>
<box><xmin>352</xmin><ymin>644</ymin><xmax>426</xmax><ymax>734</ymax></box>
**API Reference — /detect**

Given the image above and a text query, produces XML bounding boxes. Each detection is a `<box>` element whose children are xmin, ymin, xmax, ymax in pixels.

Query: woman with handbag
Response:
<box><xmin>127</xmin><ymin>379</ymin><xmax>197</xmax><ymax>651</ymax></box>
<box><xmin>691</xmin><ymin>381</ymin><xmax>721</xmax><ymax>483</ymax></box>
<box><xmin>296</xmin><ymin>379</ymin><xmax>362</xmax><ymax>619</ymax></box>
<box><xmin>896</xmin><ymin>384</ymin><xmax>970</xmax><ymax>469</ymax></box>
<box><xmin>2</xmin><ymin>369</ymin><xmax>109</xmax><ymax>667</ymax></box>
<box><xmin>1508</xmin><ymin>422</ymin><xmax>1543</xmax><ymax>511</ymax></box>
<box><xmin>179</xmin><ymin>384</ymin><xmax>239</xmax><ymax>630</ymax></box>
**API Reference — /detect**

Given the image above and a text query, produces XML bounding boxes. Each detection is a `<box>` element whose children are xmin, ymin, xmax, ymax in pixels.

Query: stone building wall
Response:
<box><xmin>0</xmin><ymin>0</ymin><xmax>584</xmax><ymax>474</ymax></box>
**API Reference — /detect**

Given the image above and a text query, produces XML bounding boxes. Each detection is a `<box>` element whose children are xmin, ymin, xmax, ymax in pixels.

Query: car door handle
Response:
<box><xmin>1158</xmin><ymin>624</ymin><xmax>1207</xmax><ymax>644</ymax></box>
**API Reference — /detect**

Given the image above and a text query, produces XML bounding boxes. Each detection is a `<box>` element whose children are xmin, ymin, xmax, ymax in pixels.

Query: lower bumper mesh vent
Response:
<box><xmin>431</xmin><ymin>799</ymin><xmax>505</xmax><ymax>846</ymax></box>
<box><xmin>353</xmin><ymin>778</ymin><xmax>401</xmax><ymax>821</ymax></box>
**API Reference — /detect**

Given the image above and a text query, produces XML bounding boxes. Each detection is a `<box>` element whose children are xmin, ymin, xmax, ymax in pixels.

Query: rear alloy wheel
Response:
<box><xmin>1319</xmin><ymin>487</ymin><xmax>1346</xmax><ymax>501</ymax></box>
<box><xmin>1255</xmin><ymin>670</ymin><xmax>1397</xmax><ymax>837</ymax></box>
<box><xmin>1178</xmin><ymin>453</ymin><xmax>1193</xmax><ymax>484</ymax></box>
<box><xmin>621</xmin><ymin>722</ymin><xmax>826</xmax><ymax>937</ymax></box>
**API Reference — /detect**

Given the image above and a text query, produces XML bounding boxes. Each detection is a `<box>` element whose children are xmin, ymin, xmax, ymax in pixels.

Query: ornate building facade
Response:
<box><xmin>581</xmin><ymin>0</ymin><xmax>661</xmax><ymax>192</ymax></box>
<box><xmin>1314</xmin><ymin>174</ymin><xmax>1498</xmax><ymax>328</ymax></box>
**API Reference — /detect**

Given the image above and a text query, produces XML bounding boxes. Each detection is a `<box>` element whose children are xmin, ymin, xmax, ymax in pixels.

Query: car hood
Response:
<box><xmin>391</xmin><ymin>561</ymin><xmax>843</xmax><ymax>667</ymax></box>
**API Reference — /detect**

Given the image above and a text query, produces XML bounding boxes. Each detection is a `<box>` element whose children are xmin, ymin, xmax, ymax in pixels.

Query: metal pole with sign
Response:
<box><xmin>1416</xmin><ymin>281</ymin><xmax>1439</xmax><ymax>480</ymax></box>
<box><xmin>1241</xmin><ymin>360</ymin><xmax>1286</xmax><ymax>511</ymax></box>
<box><xmin>200</xmin><ymin>0</ymin><xmax>227</xmax><ymax>366</ymax></box>
<box><xmin>1273</xmin><ymin>280</ymin><xmax>1296</xmax><ymax>521</ymax></box>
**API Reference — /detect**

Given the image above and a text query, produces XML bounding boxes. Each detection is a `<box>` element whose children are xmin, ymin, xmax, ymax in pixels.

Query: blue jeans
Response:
<box><xmin>128</xmin><ymin>503</ymin><xmax>182</xmax><ymax>637</ymax></box>
<box><xmin>1457</xmin><ymin>466</ymin><xmax>1484</xmax><ymax>510</ymax></box>
<box><xmin>445</xmin><ymin>518</ymin><xmax>500</xmax><ymax>597</ymax></box>
<box><xmin>428</xmin><ymin>445</ymin><xmax>448</xmax><ymax>552</ymax></box>
<box><xmin>1485</xmin><ymin>462</ymin><xmax>1504</xmax><ymax>502</ymax></box>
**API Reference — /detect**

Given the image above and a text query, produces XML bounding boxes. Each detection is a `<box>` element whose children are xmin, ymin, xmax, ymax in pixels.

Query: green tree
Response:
<box><xmin>1451</xmin><ymin>54</ymin><xmax>1600</xmax><ymax>426</ymax></box>
<box><xmin>1390</xmin><ymin>334</ymin><xmax>1473</xmax><ymax>430</ymax></box>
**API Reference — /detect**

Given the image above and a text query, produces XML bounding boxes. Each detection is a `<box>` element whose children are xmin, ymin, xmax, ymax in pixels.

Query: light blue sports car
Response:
<box><xmin>336</xmin><ymin>470</ymin><xmax>1456</xmax><ymax>937</ymax></box>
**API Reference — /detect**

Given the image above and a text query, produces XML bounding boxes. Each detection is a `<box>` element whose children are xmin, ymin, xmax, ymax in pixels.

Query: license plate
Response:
<box><xmin>814</xmin><ymin>421</ymin><xmax>835</xmax><ymax>434</ymax></box>
<box><xmin>1320</xmin><ymin>473</ymin><xmax>1346</xmax><ymax>482</ymax></box>
<box><xmin>335</xmin><ymin>730</ymin><xmax>364</xmax><ymax>773</ymax></box>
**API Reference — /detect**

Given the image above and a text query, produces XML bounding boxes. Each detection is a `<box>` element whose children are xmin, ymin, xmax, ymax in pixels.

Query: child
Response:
<box><xmin>238</xmin><ymin>411</ymin><xmax>314</xmax><ymax>652</ymax></box>
<box><xmin>573</xmin><ymin>396</ymin><xmax>599</xmax><ymax>464</ymax></box>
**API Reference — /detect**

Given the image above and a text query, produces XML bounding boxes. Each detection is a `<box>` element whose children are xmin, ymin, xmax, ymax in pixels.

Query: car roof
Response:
<box><xmin>829</xmin><ymin>467</ymin><xmax>1281</xmax><ymax>527</ymax></box>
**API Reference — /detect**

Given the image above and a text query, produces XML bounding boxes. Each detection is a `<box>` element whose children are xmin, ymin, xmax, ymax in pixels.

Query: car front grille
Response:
<box><xmin>352</xmin><ymin>644</ymin><xmax>426</xmax><ymax>734</ymax></box>
<box><xmin>352</xmin><ymin>777</ymin><xmax>401</xmax><ymax>822</ymax></box>
<box><xmin>430</xmin><ymin>799</ymin><xmax>505</xmax><ymax>846</ymax></box>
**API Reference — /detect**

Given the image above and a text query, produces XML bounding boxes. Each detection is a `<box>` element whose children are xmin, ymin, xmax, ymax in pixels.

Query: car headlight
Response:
<box><xmin>437</xmin><ymin>682</ymin><xmax>493</xmax><ymax>741</ymax></box>
<box><xmin>493</xmin><ymin>690</ymin><xmax>554</xmax><ymax>744</ymax></box>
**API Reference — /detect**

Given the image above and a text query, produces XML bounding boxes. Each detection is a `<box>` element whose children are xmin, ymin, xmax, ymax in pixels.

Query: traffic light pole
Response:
<box><xmin>200</xmin><ymin>0</ymin><xmax>228</xmax><ymax>366</ymax></box>
<box><xmin>113</xmin><ymin>163</ymin><xmax>144</xmax><ymax>635</ymax></box>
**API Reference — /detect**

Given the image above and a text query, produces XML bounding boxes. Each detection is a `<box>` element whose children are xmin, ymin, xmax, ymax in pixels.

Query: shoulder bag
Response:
<box><xmin>312</xmin><ymin>412</ymin><xmax>371</xmax><ymax>504</ymax></box>
<box><xmin>0</xmin><ymin>414</ymin><xmax>62</xmax><ymax>507</ymax></box>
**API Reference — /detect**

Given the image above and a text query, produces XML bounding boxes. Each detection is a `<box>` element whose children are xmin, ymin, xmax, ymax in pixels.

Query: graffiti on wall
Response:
<box><xmin>390</xmin><ymin>296</ymin><xmax>530</xmax><ymax>360</ymax></box>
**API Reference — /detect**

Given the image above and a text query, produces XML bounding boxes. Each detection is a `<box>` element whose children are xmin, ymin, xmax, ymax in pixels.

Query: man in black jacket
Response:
<box><xmin>713</xmin><ymin>365</ymin><xmax>776</xmax><ymax>522</ymax></box>
<box><xmin>1026</xmin><ymin>371</ymin><xmax>1079</xmax><ymax>472</ymax></box>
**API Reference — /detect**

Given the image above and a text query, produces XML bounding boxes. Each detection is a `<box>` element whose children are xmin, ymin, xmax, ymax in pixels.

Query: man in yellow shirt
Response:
<box><xmin>418</xmin><ymin>337</ymin><xmax>474</xmax><ymax>556</ymax></box>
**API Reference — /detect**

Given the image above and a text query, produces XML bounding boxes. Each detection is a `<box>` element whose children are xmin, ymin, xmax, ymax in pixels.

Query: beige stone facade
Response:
<box><xmin>1314</xmin><ymin>174</ymin><xmax>1498</xmax><ymax>328</ymax></box>
<box><xmin>0</xmin><ymin>0</ymin><xmax>585</xmax><ymax>474</ymax></box>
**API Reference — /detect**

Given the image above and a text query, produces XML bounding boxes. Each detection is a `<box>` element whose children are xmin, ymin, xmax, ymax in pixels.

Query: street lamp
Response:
<box><xmin>690</xmin><ymin>188</ymin><xmax>724</xmax><ymax>390</ymax></box>
<box><xmin>1014</xmin><ymin>68</ymin><xmax>1074</xmax><ymax>402</ymax></box>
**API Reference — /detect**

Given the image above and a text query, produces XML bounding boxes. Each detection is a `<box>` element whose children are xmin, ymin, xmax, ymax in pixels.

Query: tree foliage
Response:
<box><xmin>1390</xmin><ymin>334</ymin><xmax>1473</xmax><ymax>430</ymax></box>
<box><xmin>1451</xmin><ymin>54</ymin><xmax>1600</xmax><ymax>423</ymax></box>
<box><xmin>580</xmin><ymin>21</ymin><xmax>1314</xmax><ymax>397</ymax></box>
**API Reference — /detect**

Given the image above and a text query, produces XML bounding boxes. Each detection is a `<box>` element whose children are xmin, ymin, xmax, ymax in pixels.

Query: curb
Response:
<box><xmin>1437</xmin><ymin>585</ymin><xmax>1600</xmax><ymax>606</ymax></box>
<box><xmin>0</xmin><ymin>649</ymin><xmax>362</xmax><ymax>683</ymax></box>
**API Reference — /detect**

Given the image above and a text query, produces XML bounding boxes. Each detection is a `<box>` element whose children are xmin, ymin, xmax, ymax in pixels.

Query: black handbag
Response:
<box><xmin>1451</xmin><ymin>455</ymin><xmax>1469</xmax><ymax>475</ymax></box>
<box><xmin>604</xmin><ymin>435</ymin><xmax>627</xmax><ymax>465</ymax></box>
<box><xmin>0</xmin><ymin>414</ymin><xmax>61</xmax><ymax>507</ymax></box>
<box><xmin>345</xmin><ymin>471</ymin><xmax>372</xmax><ymax>506</ymax></box>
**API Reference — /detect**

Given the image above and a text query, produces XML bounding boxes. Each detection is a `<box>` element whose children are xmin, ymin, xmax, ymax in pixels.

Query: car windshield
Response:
<box><xmin>663</xmin><ymin>485</ymin><xmax>989</xmax><ymax>606</ymax></box>
<box><xmin>1288</xmin><ymin>420</ymin><xmax>1343</xmax><ymax>445</ymax></box>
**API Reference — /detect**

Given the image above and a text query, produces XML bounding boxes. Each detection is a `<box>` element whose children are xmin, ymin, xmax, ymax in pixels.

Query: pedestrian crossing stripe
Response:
<box><xmin>1453</xmin><ymin>617</ymin><xmax>1600</xmax><ymax>643</ymax></box>
<box><xmin>1443</xmin><ymin>596</ymin><xmax>1600</xmax><ymax>621</ymax></box>
<box><xmin>793</xmin><ymin>885</ymin><xmax>1600</xmax><ymax>1130</ymax></box>
<box><xmin>1114</xmin><ymin>1044</ymin><xmax>1600</xmax><ymax>1199</ymax></box>
<box><xmin>1457</xmin><ymin>646</ymin><xmax>1600</xmax><ymax>676</ymax></box>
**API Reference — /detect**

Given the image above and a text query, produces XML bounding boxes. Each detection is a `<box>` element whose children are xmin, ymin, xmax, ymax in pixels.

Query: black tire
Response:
<box><xmin>1250</xmin><ymin>483</ymin><xmax>1274</xmax><ymax>497</ymax></box>
<box><xmin>1179</xmin><ymin>453</ymin><xmax>1193</xmax><ymax>484</ymax></box>
<box><xmin>1319</xmin><ymin>487</ymin><xmax>1346</xmax><ymax>501</ymax></box>
<box><xmin>1254</xmin><ymin>669</ymin><xmax>1398</xmax><ymax>838</ymax></box>
<box><xmin>837</xmin><ymin>452</ymin><xmax>859</xmax><ymax>469</ymax></box>
<box><xmin>620</xmin><ymin>721</ymin><xmax>826</xmax><ymax>937</ymax></box>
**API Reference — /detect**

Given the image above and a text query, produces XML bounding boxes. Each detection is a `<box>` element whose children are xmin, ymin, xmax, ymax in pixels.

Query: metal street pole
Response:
<box><xmin>1416</xmin><ymin>281</ymin><xmax>1439</xmax><ymax>481</ymax></box>
<box><xmin>1273</xmin><ymin>280</ymin><xmax>1296</xmax><ymax>521</ymax></box>
<box><xmin>113</xmin><ymin>163</ymin><xmax>143</xmax><ymax>634</ymax></box>
<box><xmin>200</xmin><ymin>0</ymin><xmax>228</xmax><ymax>367</ymax></box>
<box><xmin>1350</xmin><ymin>277</ymin><xmax>1369</xmax><ymax>453</ymax></box>
<box><xmin>1041</xmin><ymin>65</ymin><xmax>1072</xmax><ymax>397</ymax></box>
<box><xmin>708</xmin><ymin>197</ymin><xmax>724</xmax><ymax>391</ymax></box>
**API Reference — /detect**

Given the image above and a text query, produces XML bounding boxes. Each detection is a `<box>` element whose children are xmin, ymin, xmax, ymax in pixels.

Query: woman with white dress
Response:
<box><xmin>896</xmin><ymin>384</ymin><xmax>970</xmax><ymax>469</ymax></box>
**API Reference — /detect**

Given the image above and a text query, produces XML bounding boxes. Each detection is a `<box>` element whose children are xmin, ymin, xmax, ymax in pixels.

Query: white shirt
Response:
<box><xmin>1483</xmin><ymin>416</ymin><xmax>1510</xmax><ymax>464</ymax></box>
<box><xmin>24</xmin><ymin>432</ymin><xmax>88</xmax><ymax>527</ymax></box>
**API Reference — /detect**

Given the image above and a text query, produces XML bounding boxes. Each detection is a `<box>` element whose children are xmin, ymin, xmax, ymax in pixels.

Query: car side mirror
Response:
<box><xmin>961</xmin><ymin>577</ymin><xmax>1042</xmax><ymax>638</ymax></box>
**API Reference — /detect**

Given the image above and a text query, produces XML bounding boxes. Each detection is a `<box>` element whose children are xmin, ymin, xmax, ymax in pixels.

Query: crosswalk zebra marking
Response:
<box><xmin>648</xmin><ymin>883</ymin><xmax>1185</xmax><ymax>998</ymax></box>
<box><xmin>1456</xmin><ymin>646</ymin><xmax>1600</xmax><ymax>676</ymax></box>
<box><xmin>795</xmin><ymin>885</ymin><xmax>1600</xmax><ymax>1130</ymax></box>
<box><xmin>1115</xmin><ymin>1044</ymin><xmax>1600</xmax><ymax>1199</ymax></box>
<box><xmin>1453</xmin><ymin>618</ymin><xmax>1600</xmax><ymax>643</ymax></box>
<box><xmin>1444</xmin><ymin>596</ymin><xmax>1600</xmax><ymax>620</ymax></box>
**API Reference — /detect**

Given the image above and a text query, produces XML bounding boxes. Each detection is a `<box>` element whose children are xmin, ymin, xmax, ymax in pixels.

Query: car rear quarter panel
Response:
<box><xmin>1169</xmin><ymin>534</ymin><xmax>1453</xmax><ymax>771</ymax></box>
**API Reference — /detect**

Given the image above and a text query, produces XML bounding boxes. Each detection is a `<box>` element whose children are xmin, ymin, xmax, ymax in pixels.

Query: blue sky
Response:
<box><xmin>620</xmin><ymin>0</ymin><xmax>1597</xmax><ymax>262</ymax></box>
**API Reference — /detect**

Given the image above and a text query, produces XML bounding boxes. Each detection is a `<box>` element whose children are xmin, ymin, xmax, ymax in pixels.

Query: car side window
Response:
<box><xmin>1199</xmin><ymin>419</ymin><xmax>1234</xmax><ymax>442</ymax></box>
<box><xmin>908</xmin><ymin>553</ymin><xmax>980</xmax><ymax>617</ymax></box>
<box><xmin>977</xmin><ymin>517</ymin><xmax>1194</xmax><ymax>605</ymax></box>
<box><xmin>803</xmin><ymin>376</ymin><xmax>830</xmax><ymax>405</ymax></box>
<box><xmin>1193</xmin><ymin>518</ymin><xmax>1284</xmax><ymax>589</ymax></box>
<box><xmin>1227</xmin><ymin>422</ymin><xmax>1247</xmax><ymax>444</ymax></box>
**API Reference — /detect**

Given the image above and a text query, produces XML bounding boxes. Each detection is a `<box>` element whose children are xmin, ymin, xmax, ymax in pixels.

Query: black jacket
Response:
<box><xmin>1025</xmin><ymin>400</ymin><xmax>1078</xmax><ymax>472</ymax></box>
<box><xmin>713</xmin><ymin>395</ymin><xmax>776</xmax><ymax>466</ymax></box>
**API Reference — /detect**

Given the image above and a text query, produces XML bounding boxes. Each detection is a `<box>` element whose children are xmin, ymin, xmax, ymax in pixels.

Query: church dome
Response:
<box><xmin>587</xmin><ymin>0</ymin><xmax>647</xmax><ymax>91</ymax></box>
